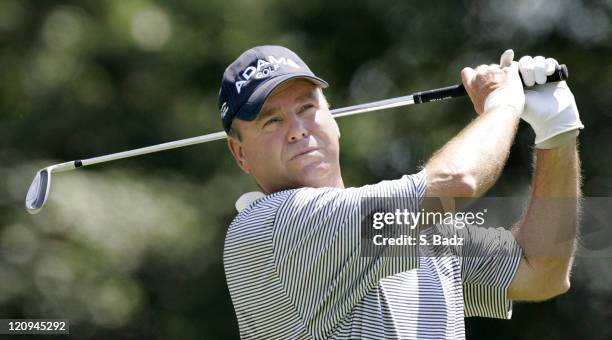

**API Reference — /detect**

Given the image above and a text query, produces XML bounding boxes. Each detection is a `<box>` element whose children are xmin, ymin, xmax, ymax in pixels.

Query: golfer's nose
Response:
<box><xmin>287</xmin><ymin>115</ymin><xmax>308</xmax><ymax>142</ymax></box>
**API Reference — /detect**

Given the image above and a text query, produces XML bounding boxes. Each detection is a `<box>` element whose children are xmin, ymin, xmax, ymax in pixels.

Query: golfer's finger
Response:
<box><xmin>499</xmin><ymin>49</ymin><xmax>514</xmax><ymax>67</ymax></box>
<box><xmin>519</xmin><ymin>55</ymin><xmax>535</xmax><ymax>87</ymax></box>
<box><xmin>545</xmin><ymin>57</ymin><xmax>558</xmax><ymax>76</ymax></box>
<box><xmin>508</xmin><ymin>60</ymin><xmax>520</xmax><ymax>76</ymax></box>
<box><xmin>461</xmin><ymin>67</ymin><xmax>476</xmax><ymax>83</ymax></box>
<box><xmin>533</xmin><ymin>56</ymin><xmax>547</xmax><ymax>85</ymax></box>
<box><xmin>475</xmin><ymin>64</ymin><xmax>488</xmax><ymax>73</ymax></box>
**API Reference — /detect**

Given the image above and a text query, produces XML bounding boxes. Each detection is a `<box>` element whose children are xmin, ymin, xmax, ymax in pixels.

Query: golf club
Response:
<box><xmin>25</xmin><ymin>65</ymin><xmax>569</xmax><ymax>214</ymax></box>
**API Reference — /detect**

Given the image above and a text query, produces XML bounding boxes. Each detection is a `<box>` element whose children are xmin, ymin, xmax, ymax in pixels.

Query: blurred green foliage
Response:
<box><xmin>1</xmin><ymin>0</ymin><xmax>611</xmax><ymax>339</ymax></box>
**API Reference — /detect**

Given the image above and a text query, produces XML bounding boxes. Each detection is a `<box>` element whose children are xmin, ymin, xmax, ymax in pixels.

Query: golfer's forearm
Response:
<box><xmin>425</xmin><ymin>106</ymin><xmax>520</xmax><ymax>197</ymax></box>
<box><xmin>514</xmin><ymin>140</ymin><xmax>580</xmax><ymax>282</ymax></box>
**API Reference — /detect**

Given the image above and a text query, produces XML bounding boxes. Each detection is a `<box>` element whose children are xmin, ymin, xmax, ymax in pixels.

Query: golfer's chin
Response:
<box><xmin>290</xmin><ymin>160</ymin><xmax>337</xmax><ymax>188</ymax></box>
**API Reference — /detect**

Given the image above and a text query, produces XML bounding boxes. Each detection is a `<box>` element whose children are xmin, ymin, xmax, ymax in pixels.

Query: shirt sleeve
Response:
<box><xmin>271</xmin><ymin>170</ymin><xmax>427</xmax><ymax>338</ymax></box>
<box><xmin>457</xmin><ymin>224</ymin><xmax>523</xmax><ymax>319</ymax></box>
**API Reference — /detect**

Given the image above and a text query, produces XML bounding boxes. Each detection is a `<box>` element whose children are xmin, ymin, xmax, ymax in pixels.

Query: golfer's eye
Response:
<box><xmin>300</xmin><ymin>104</ymin><xmax>316</xmax><ymax>113</ymax></box>
<box><xmin>263</xmin><ymin>117</ymin><xmax>281</xmax><ymax>127</ymax></box>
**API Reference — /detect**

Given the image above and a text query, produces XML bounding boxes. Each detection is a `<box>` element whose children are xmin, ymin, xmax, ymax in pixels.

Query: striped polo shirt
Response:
<box><xmin>224</xmin><ymin>170</ymin><xmax>522</xmax><ymax>339</ymax></box>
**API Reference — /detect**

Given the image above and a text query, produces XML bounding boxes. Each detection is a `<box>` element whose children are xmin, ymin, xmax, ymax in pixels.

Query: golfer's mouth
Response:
<box><xmin>291</xmin><ymin>147</ymin><xmax>320</xmax><ymax>160</ymax></box>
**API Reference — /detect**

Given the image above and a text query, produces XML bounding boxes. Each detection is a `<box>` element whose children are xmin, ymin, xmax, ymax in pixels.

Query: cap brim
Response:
<box><xmin>236</xmin><ymin>74</ymin><xmax>329</xmax><ymax>122</ymax></box>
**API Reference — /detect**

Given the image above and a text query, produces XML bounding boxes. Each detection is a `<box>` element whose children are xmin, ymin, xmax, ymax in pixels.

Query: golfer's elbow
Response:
<box><xmin>457</xmin><ymin>174</ymin><xmax>478</xmax><ymax>197</ymax></box>
<box><xmin>553</xmin><ymin>277</ymin><xmax>571</xmax><ymax>297</ymax></box>
<box><xmin>541</xmin><ymin>273</ymin><xmax>571</xmax><ymax>300</ymax></box>
<box><xmin>520</xmin><ymin>277</ymin><xmax>570</xmax><ymax>302</ymax></box>
<box><xmin>530</xmin><ymin>259</ymin><xmax>572</xmax><ymax>300</ymax></box>
<box><xmin>537</xmin><ymin>278</ymin><xmax>571</xmax><ymax>301</ymax></box>
<box><xmin>425</xmin><ymin>167</ymin><xmax>478</xmax><ymax>198</ymax></box>
<box><xmin>521</xmin><ymin>281</ymin><xmax>570</xmax><ymax>302</ymax></box>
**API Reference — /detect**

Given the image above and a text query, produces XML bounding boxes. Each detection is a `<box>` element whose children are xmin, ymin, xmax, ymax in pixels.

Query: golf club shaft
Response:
<box><xmin>55</xmin><ymin>65</ymin><xmax>568</xmax><ymax>171</ymax></box>
<box><xmin>62</xmin><ymin>96</ymin><xmax>416</xmax><ymax>170</ymax></box>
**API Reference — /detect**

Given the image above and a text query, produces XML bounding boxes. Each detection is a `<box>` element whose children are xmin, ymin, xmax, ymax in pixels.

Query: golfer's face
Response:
<box><xmin>231</xmin><ymin>79</ymin><xmax>341</xmax><ymax>193</ymax></box>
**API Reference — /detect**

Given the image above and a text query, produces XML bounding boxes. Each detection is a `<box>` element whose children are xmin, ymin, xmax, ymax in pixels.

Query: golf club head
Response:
<box><xmin>25</xmin><ymin>167</ymin><xmax>52</xmax><ymax>214</ymax></box>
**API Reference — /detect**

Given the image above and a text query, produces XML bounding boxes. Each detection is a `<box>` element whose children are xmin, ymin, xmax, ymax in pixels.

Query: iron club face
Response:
<box><xmin>25</xmin><ymin>167</ymin><xmax>52</xmax><ymax>214</ymax></box>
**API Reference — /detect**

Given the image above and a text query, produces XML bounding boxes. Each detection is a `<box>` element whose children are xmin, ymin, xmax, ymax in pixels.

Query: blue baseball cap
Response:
<box><xmin>218</xmin><ymin>45</ymin><xmax>329</xmax><ymax>132</ymax></box>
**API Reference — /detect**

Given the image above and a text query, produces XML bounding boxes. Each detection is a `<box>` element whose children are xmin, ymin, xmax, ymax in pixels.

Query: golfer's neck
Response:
<box><xmin>329</xmin><ymin>174</ymin><xmax>345</xmax><ymax>189</ymax></box>
<box><xmin>315</xmin><ymin>174</ymin><xmax>345</xmax><ymax>190</ymax></box>
<box><xmin>314</xmin><ymin>170</ymin><xmax>345</xmax><ymax>190</ymax></box>
<box><xmin>262</xmin><ymin>175</ymin><xmax>345</xmax><ymax>194</ymax></box>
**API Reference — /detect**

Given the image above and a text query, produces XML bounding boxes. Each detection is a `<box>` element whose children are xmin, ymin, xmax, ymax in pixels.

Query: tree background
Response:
<box><xmin>1</xmin><ymin>0</ymin><xmax>611</xmax><ymax>338</ymax></box>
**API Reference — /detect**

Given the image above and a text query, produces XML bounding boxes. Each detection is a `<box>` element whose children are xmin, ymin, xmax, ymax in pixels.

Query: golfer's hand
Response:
<box><xmin>461</xmin><ymin>49</ymin><xmax>524</xmax><ymax>116</ymax></box>
<box><xmin>519</xmin><ymin>55</ymin><xmax>584</xmax><ymax>149</ymax></box>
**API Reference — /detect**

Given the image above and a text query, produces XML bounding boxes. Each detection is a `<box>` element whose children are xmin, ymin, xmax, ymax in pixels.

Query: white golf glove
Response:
<box><xmin>483</xmin><ymin>49</ymin><xmax>525</xmax><ymax>114</ymax></box>
<box><xmin>518</xmin><ymin>55</ymin><xmax>584</xmax><ymax>149</ymax></box>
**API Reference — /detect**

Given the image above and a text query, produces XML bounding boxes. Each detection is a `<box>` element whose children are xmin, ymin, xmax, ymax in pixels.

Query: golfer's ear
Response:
<box><xmin>227</xmin><ymin>137</ymin><xmax>251</xmax><ymax>174</ymax></box>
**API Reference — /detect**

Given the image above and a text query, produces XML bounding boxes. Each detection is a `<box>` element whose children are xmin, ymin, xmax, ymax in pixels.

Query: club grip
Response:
<box><xmin>413</xmin><ymin>64</ymin><xmax>568</xmax><ymax>104</ymax></box>
<box><xmin>543</xmin><ymin>64</ymin><xmax>569</xmax><ymax>83</ymax></box>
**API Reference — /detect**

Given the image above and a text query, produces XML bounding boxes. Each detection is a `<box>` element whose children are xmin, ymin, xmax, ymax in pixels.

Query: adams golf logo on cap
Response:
<box><xmin>218</xmin><ymin>45</ymin><xmax>328</xmax><ymax>133</ymax></box>
<box><xmin>235</xmin><ymin>56</ymin><xmax>302</xmax><ymax>94</ymax></box>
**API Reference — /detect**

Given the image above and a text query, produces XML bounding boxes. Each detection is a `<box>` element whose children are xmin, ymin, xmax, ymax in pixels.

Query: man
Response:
<box><xmin>220</xmin><ymin>45</ymin><xmax>583</xmax><ymax>339</ymax></box>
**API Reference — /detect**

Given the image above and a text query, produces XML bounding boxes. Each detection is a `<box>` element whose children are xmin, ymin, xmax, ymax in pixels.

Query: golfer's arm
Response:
<box><xmin>507</xmin><ymin>140</ymin><xmax>580</xmax><ymax>300</ymax></box>
<box><xmin>424</xmin><ymin>106</ymin><xmax>520</xmax><ymax>198</ymax></box>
